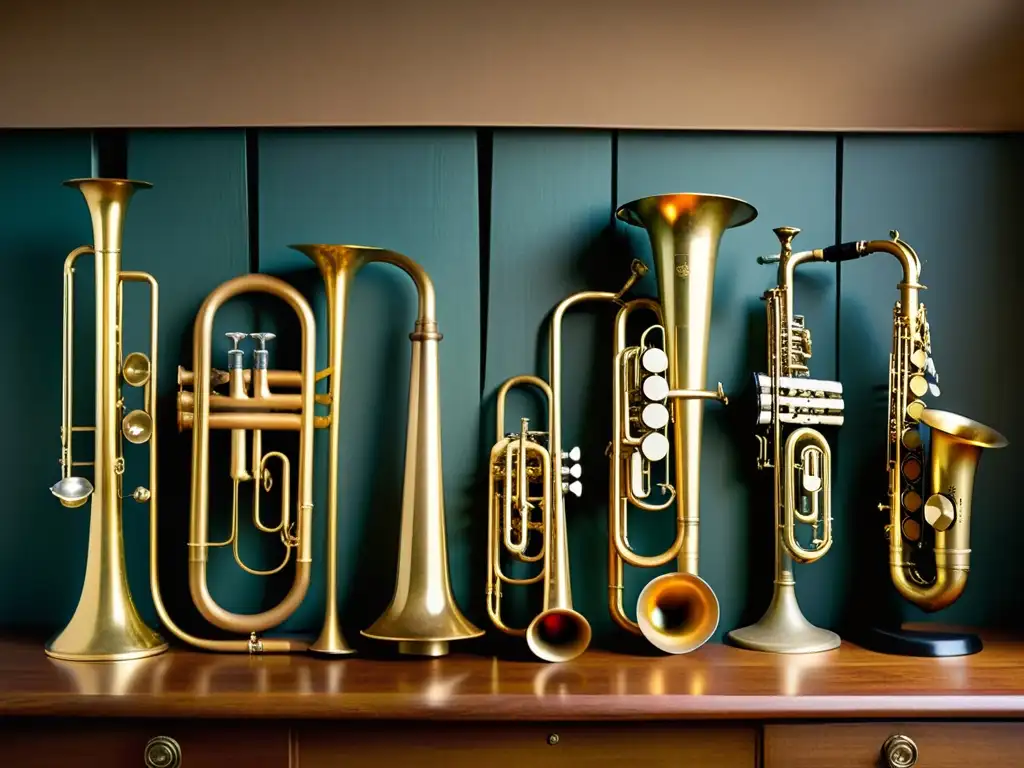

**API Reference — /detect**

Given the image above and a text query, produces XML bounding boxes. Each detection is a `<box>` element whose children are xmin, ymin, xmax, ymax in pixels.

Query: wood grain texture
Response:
<box><xmin>836</xmin><ymin>135</ymin><xmax>1024</xmax><ymax>632</ymax></box>
<box><xmin>615</xmin><ymin>132</ymin><xmax>839</xmax><ymax>640</ymax></box>
<box><xmin>255</xmin><ymin>129</ymin><xmax>481</xmax><ymax>638</ymax></box>
<box><xmin>0</xmin><ymin>719</ymin><xmax>291</xmax><ymax>768</ymax></box>
<box><xmin>1</xmin><ymin>1</ymin><xmax>1023</xmax><ymax>131</ymax></box>
<box><xmin>3</xmin><ymin>633</ymin><xmax>1024</xmax><ymax>720</ymax></box>
<box><xmin>299</xmin><ymin>723</ymin><xmax>756</xmax><ymax>767</ymax></box>
<box><xmin>764</xmin><ymin>722</ymin><xmax>1024</xmax><ymax>768</ymax></box>
<box><xmin>0</xmin><ymin>132</ymin><xmax>92</xmax><ymax>628</ymax></box>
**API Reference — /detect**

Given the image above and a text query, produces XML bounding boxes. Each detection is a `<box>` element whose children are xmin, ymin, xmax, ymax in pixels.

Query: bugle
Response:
<box><xmin>167</xmin><ymin>245</ymin><xmax>482</xmax><ymax>656</ymax></box>
<box><xmin>47</xmin><ymin>178</ymin><xmax>167</xmax><ymax>661</ymax></box>
<box><xmin>726</xmin><ymin>226</ymin><xmax>845</xmax><ymax>653</ymax></box>
<box><xmin>610</xmin><ymin>193</ymin><xmax>756</xmax><ymax>654</ymax></box>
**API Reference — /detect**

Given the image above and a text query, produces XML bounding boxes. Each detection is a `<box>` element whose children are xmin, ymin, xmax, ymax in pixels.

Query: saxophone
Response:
<box><xmin>838</xmin><ymin>231</ymin><xmax>1007</xmax><ymax>654</ymax></box>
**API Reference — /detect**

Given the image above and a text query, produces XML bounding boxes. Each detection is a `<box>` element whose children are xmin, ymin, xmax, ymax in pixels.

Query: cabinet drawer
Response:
<box><xmin>299</xmin><ymin>723</ymin><xmax>756</xmax><ymax>767</ymax></box>
<box><xmin>765</xmin><ymin>722</ymin><xmax>1024</xmax><ymax>768</ymax></box>
<box><xmin>0</xmin><ymin>719</ymin><xmax>291</xmax><ymax>768</ymax></box>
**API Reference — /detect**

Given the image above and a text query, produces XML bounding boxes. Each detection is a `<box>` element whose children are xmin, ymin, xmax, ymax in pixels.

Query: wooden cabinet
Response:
<box><xmin>765</xmin><ymin>722</ymin><xmax>1024</xmax><ymax>768</ymax></box>
<box><xmin>2</xmin><ymin>635</ymin><xmax>1024</xmax><ymax>767</ymax></box>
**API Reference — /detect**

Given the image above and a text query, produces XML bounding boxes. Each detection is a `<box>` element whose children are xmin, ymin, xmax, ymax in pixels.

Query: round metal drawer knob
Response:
<box><xmin>144</xmin><ymin>736</ymin><xmax>182</xmax><ymax>768</ymax></box>
<box><xmin>882</xmin><ymin>734</ymin><xmax>918</xmax><ymax>767</ymax></box>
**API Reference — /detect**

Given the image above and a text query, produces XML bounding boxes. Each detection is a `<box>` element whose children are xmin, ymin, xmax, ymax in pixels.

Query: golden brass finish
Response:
<box><xmin>857</xmin><ymin>232</ymin><xmax>1009</xmax><ymax>612</ymax></box>
<box><xmin>144</xmin><ymin>736</ymin><xmax>182</xmax><ymax>768</ymax></box>
<box><xmin>726</xmin><ymin>226</ymin><xmax>841</xmax><ymax>654</ymax></box>
<box><xmin>167</xmin><ymin>244</ymin><xmax>481</xmax><ymax>656</ymax></box>
<box><xmin>613</xmin><ymin>193</ymin><xmax>756</xmax><ymax>654</ymax></box>
<box><xmin>46</xmin><ymin>178</ymin><xmax>167</xmax><ymax>662</ymax></box>
<box><xmin>882</xmin><ymin>734</ymin><xmax>918</xmax><ymax>768</ymax></box>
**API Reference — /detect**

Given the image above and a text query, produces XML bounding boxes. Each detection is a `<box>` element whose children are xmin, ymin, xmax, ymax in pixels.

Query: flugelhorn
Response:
<box><xmin>841</xmin><ymin>231</ymin><xmax>1007</xmax><ymax>655</ymax></box>
<box><xmin>166</xmin><ymin>245</ymin><xmax>482</xmax><ymax>656</ymax></box>
<box><xmin>610</xmin><ymin>193</ymin><xmax>757</xmax><ymax>654</ymax></box>
<box><xmin>726</xmin><ymin>226</ymin><xmax>844</xmax><ymax>654</ymax></box>
<box><xmin>47</xmin><ymin>178</ymin><xmax>167</xmax><ymax>661</ymax></box>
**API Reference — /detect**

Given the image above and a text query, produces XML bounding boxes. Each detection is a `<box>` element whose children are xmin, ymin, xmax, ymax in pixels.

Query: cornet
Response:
<box><xmin>841</xmin><ymin>231</ymin><xmax>1008</xmax><ymax>656</ymax></box>
<box><xmin>47</xmin><ymin>178</ymin><xmax>167</xmax><ymax>661</ymax></box>
<box><xmin>166</xmin><ymin>245</ymin><xmax>482</xmax><ymax>656</ymax></box>
<box><xmin>610</xmin><ymin>193</ymin><xmax>757</xmax><ymax>654</ymax></box>
<box><xmin>726</xmin><ymin>226</ymin><xmax>845</xmax><ymax>654</ymax></box>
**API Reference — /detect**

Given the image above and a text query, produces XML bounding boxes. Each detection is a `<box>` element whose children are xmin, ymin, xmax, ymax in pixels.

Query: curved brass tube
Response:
<box><xmin>187</xmin><ymin>274</ymin><xmax>316</xmax><ymax>636</ymax></box>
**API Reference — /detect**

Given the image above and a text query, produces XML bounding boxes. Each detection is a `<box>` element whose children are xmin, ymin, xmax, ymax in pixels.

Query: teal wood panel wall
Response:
<box><xmin>837</xmin><ymin>135</ymin><xmax>1023</xmax><ymax>631</ymax></box>
<box><xmin>121</xmin><ymin>130</ymin><xmax>252</xmax><ymax>633</ymax></box>
<box><xmin>615</xmin><ymin>132</ymin><xmax>840</xmax><ymax>642</ymax></box>
<box><xmin>483</xmin><ymin>129</ymin><xmax>615</xmax><ymax>646</ymax></box>
<box><xmin>0</xmin><ymin>131</ymin><xmax>92</xmax><ymax>627</ymax></box>
<box><xmin>256</xmin><ymin>129</ymin><xmax>482</xmax><ymax>643</ymax></box>
<box><xmin>2</xmin><ymin>127</ymin><xmax>1019</xmax><ymax>646</ymax></box>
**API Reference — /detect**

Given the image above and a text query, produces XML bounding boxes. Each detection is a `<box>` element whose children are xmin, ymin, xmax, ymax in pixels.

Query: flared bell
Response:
<box><xmin>526</xmin><ymin>608</ymin><xmax>592</xmax><ymax>663</ymax></box>
<box><xmin>726</xmin><ymin>583</ymin><xmax>840</xmax><ymax>653</ymax></box>
<box><xmin>636</xmin><ymin>571</ymin><xmax>720</xmax><ymax>654</ymax></box>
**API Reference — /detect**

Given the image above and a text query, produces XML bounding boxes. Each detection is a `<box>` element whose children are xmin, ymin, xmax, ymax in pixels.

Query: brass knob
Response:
<box><xmin>144</xmin><ymin>736</ymin><xmax>181</xmax><ymax>768</ymax></box>
<box><xmin>882</xmin><ymin>734</ymin><xmax>917</xmax><ymax>767</ymax></box>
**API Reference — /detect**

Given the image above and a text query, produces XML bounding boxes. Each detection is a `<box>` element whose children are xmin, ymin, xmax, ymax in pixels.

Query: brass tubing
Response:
<box><xmin>178</xmin><ymin>412</ymin><xmax>306</xmax><ymax>431</ymax></box>
<box><xmin>178</xmin><ymin>367</ymin><xmax>331</xmax><ymax>388</ymax></box>
<box><xmin>188</xmin><ymin>273</ymin><xmax>316</xmax><ymax>635</ymax></box>
<box><xmin>178</xmin><ymin>391</ymin><xmax>304</xmax><ymax>412</ymax></box>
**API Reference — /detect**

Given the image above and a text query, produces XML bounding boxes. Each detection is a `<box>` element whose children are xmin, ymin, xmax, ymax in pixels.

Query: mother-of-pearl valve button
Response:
<box><xmin>642</xmin><ymin>375</ymin><xmax>670</xmax><ymax>402</ymax></box>
<box><xmin>641</xmin><ymin>432</ymin><xmax>670</xmax><ymax>462</ymax></box>
<box><xmin>642</xmin><ymin>403</ymin><xmax>670</xmax><ymax>430</ymax></box>
<box><xmin>562</xmin><ymin>446</ymin><xmax>581</xmax><ymax>462</ymax></box>
<box><xmin>562</xmin><ymin>464</ymin><xmax>582</xmax><ymax>478</ymax></box>
<box><xmin>641</xmin><ymin>347</ymin><xmax>669</xmax><ymax>374</ymax></box>
<box><xmin>924</xmin><ymin>494</ymin><xmax>955</xmax><ymax>531</ymax></box>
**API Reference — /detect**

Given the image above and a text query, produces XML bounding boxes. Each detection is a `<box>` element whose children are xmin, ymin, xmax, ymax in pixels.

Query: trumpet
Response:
<box><xmin>166</xmin><ymin>245</ymin><xmax>483</xmax><ymax>656</ymax></box>
<box><xmin>845</xmin><ymin>231</ymin><xmax>1007</xmax><ymax>655</ymax></box>
<box><xmin>47</xmin><ymin>178</ymin><xmax>167</xmax><ymax>661</ymax></box>
<box><xmin>610</xmin><ymin>193</ymin><xmax>757</xmax><ymax>654</ymax></box>
<box><xmin>726</xmin><ymin>226</ymin><xmax>845</xmax><ymax>654</ymax></box>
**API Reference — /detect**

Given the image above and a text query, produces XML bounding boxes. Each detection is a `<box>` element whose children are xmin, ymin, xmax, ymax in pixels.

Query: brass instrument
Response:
<box><xmin>611</xmin><ymin>193</ymin><xmax>757</xmax><ymax>654</ymax></box>
<box><xmin>167</xmin><ymin>245</ymin><xmax>483</xmax><ymax>656</ymax></box>
<box><xmin>848</xmin><ymin>232</ymin><xmax>1007</xmax><ymax>642</ymax></box>
<box><xmin>486</xmin><ymin>265</ymin><xmax>652</xmax><ymax>661</ymax></box>
<box><xmin>726</xmin><ymin>226</ymin><xmax>844</xmax><ymax>654</ymax></box>
<box><xmin>47</xmin><ymin>178</ymin><xmax>167</xmax><ymax>661</ymax></box>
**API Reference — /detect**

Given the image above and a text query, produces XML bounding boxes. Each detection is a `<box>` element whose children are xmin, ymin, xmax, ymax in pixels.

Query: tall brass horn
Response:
<box><xmin>830</xmin><ymin>231</ymin><xmax>1008</xmax><ymax>656</ymax></box>
<box><xmin>484</xmin><ymin>273</ymin><xmax>612</xmax><ymax>662</ymax></box>
<box><xmin>47</xmin><ymin>178</ymin><xmax>167</xmax><ymax>661</ymax></box>
<box><xmin>726</xmin><ymin>226</ymin><xmax>844</xmax><ymax>654</ymax></box>
<box><xmin>611</xmin><ymin>193</ymin><xmax>756</xmax><ymax>654</ymax></box>
<box><xmin>169</xmin><ymin>245</ymin><xmax>482</xmax><ymax>657</ymax></box>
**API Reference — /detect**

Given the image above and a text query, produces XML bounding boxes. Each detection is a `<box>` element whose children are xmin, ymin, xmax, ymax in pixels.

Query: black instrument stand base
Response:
<box><xmin>856</xmin><ymin>625</ymin><xmax>983</xmax><ymax>657</ymax></box>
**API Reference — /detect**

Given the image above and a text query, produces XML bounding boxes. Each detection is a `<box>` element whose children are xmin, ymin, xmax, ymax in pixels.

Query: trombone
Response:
<box><xmin>610</xmin><ymin>193</ymin><xmax>756</xmax><ymax>654</ymax></box>
<box><xmin>47</xmin><ymin>177</ymin><xmax>166</xmax><ymax>661</ymax></box>
<box><xmin>165</xmin><ymin>245</ymin><xmax>483</xmax><ymax>656</ymax></box>
<box><xmin>726</xmin><ymin>226</ymin><xmax>844</xmax><ymax>654</ymax></box>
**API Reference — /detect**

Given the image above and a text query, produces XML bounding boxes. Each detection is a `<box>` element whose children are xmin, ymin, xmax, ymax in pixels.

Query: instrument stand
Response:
<box><xmin>856</xmin><ymin>625</ymin><xmax>983</xmax><ymax>657</ymax></box>
<box><xmin>726</xmin><ymin>582</ymin><xmax>840</xmax><ymax>654</ymax></box>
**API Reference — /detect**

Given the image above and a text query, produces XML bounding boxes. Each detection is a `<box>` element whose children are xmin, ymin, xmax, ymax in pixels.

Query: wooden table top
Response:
<box><xmin>2</xmin><ymin>632</ymin><xmax>1024</xmax><ymax>721</ymax></box>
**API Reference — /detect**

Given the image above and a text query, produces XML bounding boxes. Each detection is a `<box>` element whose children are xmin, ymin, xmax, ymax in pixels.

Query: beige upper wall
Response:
<box><xmin>1</xmin><ymin>0</ymin><xmax>1022</xmax><ymax>131</ymax></box>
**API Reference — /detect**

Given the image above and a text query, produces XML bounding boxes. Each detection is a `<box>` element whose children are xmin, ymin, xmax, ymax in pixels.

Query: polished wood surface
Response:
<box><xmin>765</xmin><ymin>723</ymin><xmax>1024</xmax><ymax>768</ymax></box>
<box><xmin>3</xmin><ymin>633</ymin><xmax>1024</xmax><ymax>720</ymax></box>
<box><xmin>299</xmin><ymin>724</ymin><xmax>756</xmax><ymax>767</ymax></box>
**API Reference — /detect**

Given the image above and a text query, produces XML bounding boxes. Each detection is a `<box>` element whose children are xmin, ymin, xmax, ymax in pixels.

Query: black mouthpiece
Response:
<box><xmin>821</xmin><ymin>241</ymin><xmax>864</xmax><ymax>263</ymax></box>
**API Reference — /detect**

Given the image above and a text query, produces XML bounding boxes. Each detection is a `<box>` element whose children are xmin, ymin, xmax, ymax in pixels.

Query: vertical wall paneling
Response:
<box><xmin>616</xmin><ymin>132</ymin><xmax>839</xmax><ymax>642</ymax></box>
<box><xmin>257</xmin><ymin>129</ymin><xmax>481</xmax><ymax>641</ymax></box>
<box><xmin>839</xmin><ymin>135</ymin><xmax>1023</xmax><ymax>630</ymax></box>
<box><xmin>484</xmin><ymin>130</ymin><xmax>614</xmax><ymax>644</ymax></box>
<box><xmin>0</xmin><ymin>131</ymin><xmax>92</xmax><ymax>628</ymax></box>
<box><xmin>123</xmin><ymin>130</ymin><xmax>251</xmax><ymax>631</ymax></box>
